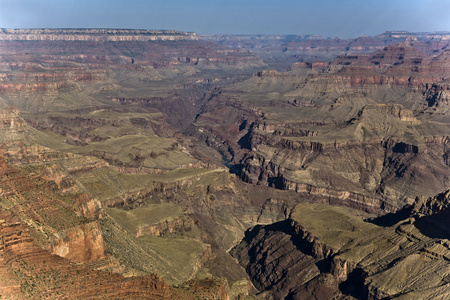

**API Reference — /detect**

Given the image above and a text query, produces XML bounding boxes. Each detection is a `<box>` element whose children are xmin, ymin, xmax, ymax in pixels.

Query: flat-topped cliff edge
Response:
<box><xmin>0</xmin><ymin>28</ymin><xmax>199</xmax><ymax>41</ymax></box>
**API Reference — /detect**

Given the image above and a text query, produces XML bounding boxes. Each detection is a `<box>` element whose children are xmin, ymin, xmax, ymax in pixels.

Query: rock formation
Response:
<box><xmin>191</xmin><ymin>42</ymin><xmax>450</xmax><ymax>211</ymax></box>
<box><xmin>202</xmin><ymin>31</ymin><xmax>450</xmax><ymax>68</ymax></box>
<box><xmin>232</xmin><ymin>190</ymin><xmax>450</xmax><ymax>299</ymax></box>
<box><xmin>1</xmin><ymin>28</ymin><xmax>450</xmax><ymax>299</ymax></box>
<box><xmin>0</xmin><ymin>28</ymin><xmax>199</xmax><ymax>41</ymax></box>
<box><xmin>0</xmin><ymin>110</ymin><xmax>234</xmax><ymax>298</ymax></box>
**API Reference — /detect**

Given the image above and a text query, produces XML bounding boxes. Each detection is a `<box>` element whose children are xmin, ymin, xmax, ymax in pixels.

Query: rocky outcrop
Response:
<box><xmin>355</xmin><ymin>103</ymin><xmax>418</xmax><ymax>122</ymax></box>
<box><xmin>0</xmin><ymin>165</ymin><xmax>179</xmax><ymax>299</ymax></box>
<box><xmin>232</xmin><ymin>191</ymin><xmax>450</xmax><ymax>299</ymax></box>
<box><xmin>422</xmin><ymin>83</ymin><xmax>450</xmax><ymax>108</ymax></box>
<box><xmin>192</xmin><ymin>43</ymin><xmax>450</xmax><ymax>211</ymax></box>
<box><xmin>236</xmin><ymin>116</ymin><xmax>449</xmax><ymax>209</ymax></box>
<box><xmin>0</xmin><ymin>211</ymin><xmax>228</xmax><ymax>299</ymax></box>
<box><xmin>0</xmin><ymin>134</ymin><xmax>232</xmax><ymax>299</ymax></box>
<box><xmin>0</xmin><ymin>107</ymin><xmax>26</xmax><ymax>128</ymax></box>
<box><xmin>135</xmin><ymin>217</ymin><xmax>192</xmax><ymax>238</ymax></box>
<box><xmin>413</xmin><ymin>190</ymin><xmax>450</xmax><ymax>216</ymax></box>
<box><xmin>49</xmin><ymin>221</ymin><xmax>106</xmax><ymax>263</ymax></box>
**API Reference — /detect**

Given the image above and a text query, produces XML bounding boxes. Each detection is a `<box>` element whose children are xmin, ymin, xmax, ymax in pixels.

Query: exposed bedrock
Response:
<box><xmin>0</xmin><ymin>28</ymin><xmax>199</xmax><ymax>41</ymax></box>
<box><xmin>0</xmin><ymin>120</ymin><xmax>232</xmax><ymax>299</ymax></box>
<box><xmin>49</xmin><ymin>221</ymin><xmax>106</xmax><ymax>263</ymax></box>
<box><xmin>192</xmin><ymin>99</ymin><xmax>450</xmax><ymax>212</ymax></box>
<box><xmin>240</xmin><ymin>132</ymin><xmax>450</xmax><ymax>210</ymax></box>
<box><xmin>135</xmin><ymin>217</ymin><xmax>192</xmax><ymax>238</ymax></box>
<box><xmin>0</xmin><ymin>211</ymin><xmax>228</xmax><ymax>299</ymax></box>
<box><xmin>232</xmin><ymin>190</ymin><xmax>450</xmax><ymax>299</ymax></box>
<box><xmin>191</xmin><ymin>44</ymin><xmax>450</xmax><ymax>213</ymax></box>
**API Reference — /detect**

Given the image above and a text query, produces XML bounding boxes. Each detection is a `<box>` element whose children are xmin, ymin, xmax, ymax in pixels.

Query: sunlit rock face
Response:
<box><xmin>49</xmin><ymin>221</ymin><xmax>106</xmax><ymax>263</ymax></box>
<box><xmin>0</xmin><ymin>116</ymin><xmax>232</xmax><ymax>299</ymax></box>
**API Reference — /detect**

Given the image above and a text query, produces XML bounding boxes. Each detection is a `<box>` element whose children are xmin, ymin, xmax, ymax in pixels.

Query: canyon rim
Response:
<box><xmin>0</xmin><ymin>25</ymin><xmax>449</xmax><ymax>300</ymax></box>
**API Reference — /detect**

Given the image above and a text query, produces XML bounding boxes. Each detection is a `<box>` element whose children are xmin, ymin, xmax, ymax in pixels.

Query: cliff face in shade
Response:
<box><xmin>231</xmin><ymin>190</ymin><xmax>450</xmax><ymax>299</ymax></box>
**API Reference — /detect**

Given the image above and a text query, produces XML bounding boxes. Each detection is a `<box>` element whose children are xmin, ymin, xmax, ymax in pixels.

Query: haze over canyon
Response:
<box><xmin>0</xmin><ymin>28</ymin><xmax>449</xmax><ymax>299</ymax></box>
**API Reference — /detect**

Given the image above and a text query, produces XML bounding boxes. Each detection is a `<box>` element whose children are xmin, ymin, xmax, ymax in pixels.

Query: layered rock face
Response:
<box><xmin>232</xmin><ymin>190</ymin><xmax>450</xmax><ymax>299</ymax></box>
<box><xmin>0</xmin><ymin>152</ymin><xmax>175</xmax><ymax>298</ymax></box>
<box><xmin>49</xmin><ymin>222</ymin><xmax>106</xmax><ymax>263</ymax></box>
<box><xmin>0</xmin><ymin>211</ymin><xmax>186</xmax><ymax>299</ymax></box>
<box><xmin>0</xmin><ymin>28</ymin><xmax>264</xmax><ymax>119</ymax></box>
<box><xmin>191</xmin><ymin>43</ymin><xmax>450</xmax><ymax>211</ymax></box>
<box><xmin>0</xmin><ymin>28</ymin><xmax>199</xmax><ymax>41</ymax></box>
<box><xmin>0</xmin><ymin>95</ymin><xmax>293</xmax><ymax>297</ymax></box>
<box><xmin>2</xmin><ymin>28</ymin><xmax>450</xmax><ymax>299</ymax></box>
<box><xmin>0</xmin><ymin>109</ymin><xmax>234</xmax><ymax>299</ymax></box>
<box><xmin>202</xmin><ymin>31</ymin><xmax>450</xmax><ymax>68</ymax></box>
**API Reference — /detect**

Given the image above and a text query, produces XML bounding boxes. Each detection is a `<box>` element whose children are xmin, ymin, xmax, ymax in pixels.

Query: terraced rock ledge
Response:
<box><xmin>231</xmin><ymin>190</ymin><xmax>450</xmax><ymax>299</ymax></box>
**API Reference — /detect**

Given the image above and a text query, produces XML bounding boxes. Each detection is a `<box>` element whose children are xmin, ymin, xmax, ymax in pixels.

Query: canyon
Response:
<box><xmin>231</xmin><ymin>190</ymin><xmax>450</xmax><ymax>299</ymax></box>
<box><xmin>202</xmin><ymin>31</ymin><xmax>450</xmax><ymax>69</ymax></box>
<box><xmin>0</xmin><ymin>29</ymin><xmax>449</xmax><ymax>299</ymax></box>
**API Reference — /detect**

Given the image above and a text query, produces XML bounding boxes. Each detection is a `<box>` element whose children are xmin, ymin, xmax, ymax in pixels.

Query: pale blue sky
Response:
<box><xmin>0</xmin><ymin>0</ymin><xmax>449</xmax><ymax>38</ymax></box>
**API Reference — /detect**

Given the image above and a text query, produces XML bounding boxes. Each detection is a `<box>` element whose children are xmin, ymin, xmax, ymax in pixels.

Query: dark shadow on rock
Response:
<box><xmin>237</xmin><ymin>130</ymin><xmax>252</xmax><ymax>150</ymax></box>
<box><xmin>414</xmin><ymin>213</ymin><xmax>450</xmax><ymax>239</ymax></box>
<box><xmin>315</xmin><ymin>258</ymin><xmax>332</xmax><ymax>274</ymax></box>
<box><xmin>221</xmin><ymin>155</ymin><xmax>242</xmax><ymax>175</ymax></box>
<box><xmin>338</xmin><ymin>268</ymin><xmax>366</xmax><ymax>299</ymax></box>
<box><xmin>368</xmin><ymin>205</ymin><xmax>413</xmax><ymax>227</ymax></box>
<box><xmin>241</xmin><ymin>224</ymin><xmax>263</xmax><ymax>244</ymax></box>
<box><xmin>268</xmin><ymin>176</ymin><xmax>284</xmax><ymax>189</ymax></box>
<box><xmin>392</xmin><ymin>142</ymin><xmax>419</xmax><ymax>154</ymax></box>
<box><xmin>239</xmin><ymin>120</ymin><xmax>247</xmax><ymax>131</ymax></box>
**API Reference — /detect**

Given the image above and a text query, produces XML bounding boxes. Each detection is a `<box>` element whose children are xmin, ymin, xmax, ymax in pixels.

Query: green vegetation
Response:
<box><xmin>290</xmin><ymin>203</ymin><xmax>379</xmax><ymax>250</ymax></box>
<box><xmin>75</xmin><ymin>166</ymin><xmax>221</xmax><ymax>201</ymax></box>
<box><xmin>27</xmin><ymin>110</ymin><xmax>198</xmax><ymax>170</ymax></box>
<box><xmin>100</xmin><ymin>205</ymin><xmax>209</xmax><ymax>284</ymax></box>
<box><xmin>105</xmin><ymin>204</ymin><xmax>184</xmax><ymax>235</ymax></box>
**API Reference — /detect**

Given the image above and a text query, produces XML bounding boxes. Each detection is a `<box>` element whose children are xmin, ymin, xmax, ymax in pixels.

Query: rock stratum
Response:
<box><xmin>0</xmin><ymin>106</ymin><xmax>235</xmax><ymax>299</ymax></box>
<box><xmin>191</xmin><ymin>42</ymin><xmax>450</xmax><ymax>213</ymax></box>
<box><xmin>232</xmin><ymin>190</ymin><xmax>450</xmax><ymax>299</ymax></box>
<box><xmin>0</xmin><ymin>28</ymin><xmax>199</xmax><ymax>41</ymax></box>
<box><xmin>0</xmin><ymin>28</ymin><xmax>449</xmax><ymax>299</ymax></box>
<box><xmin>202</xmin><ymin>31</ymin><xmax>450</xmax><ymax>69</ymax></box>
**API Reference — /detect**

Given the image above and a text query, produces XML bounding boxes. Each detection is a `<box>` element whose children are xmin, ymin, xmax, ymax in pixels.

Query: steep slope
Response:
<box><xmin>0</xmin><ymin>105</ymin><xmax>311</xmax><ymax>298</ymax></box>
<box><xmin>0</xmin><ymin>104</ymin><xmax>244</xmax><ymax>299</ymax></box>
<box><xmin>232</xmin><ymin>190</ymin><xmax>450</xmax><ymax>299</ymax></box>
<box><xmin>191</xmin><ymin>43</ymin><xmax>450</xmax><ymax>211</ymax></box>
<box><xmin>0</xmin><ymin>138</ymin><xmax>179</xmax><ymax>298</ymax></box>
